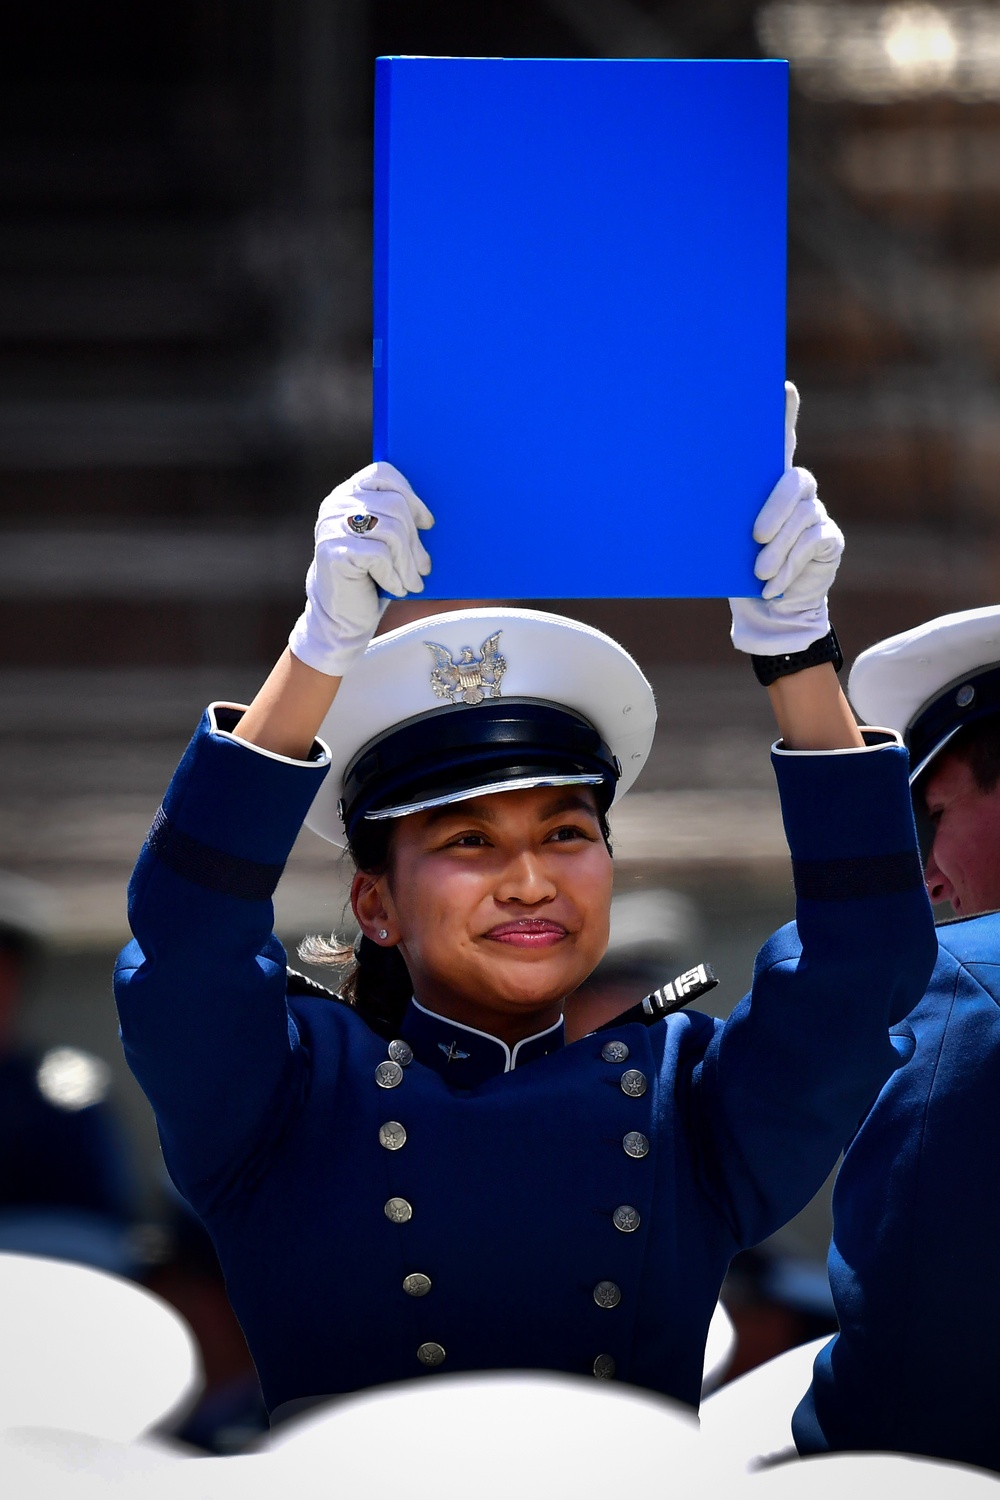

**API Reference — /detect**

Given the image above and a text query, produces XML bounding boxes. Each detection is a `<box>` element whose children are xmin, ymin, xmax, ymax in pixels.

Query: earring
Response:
<box><xmin>378</xmin><ymin>929</ymin><xmax>389</xmax><ymax>941</ymax></box>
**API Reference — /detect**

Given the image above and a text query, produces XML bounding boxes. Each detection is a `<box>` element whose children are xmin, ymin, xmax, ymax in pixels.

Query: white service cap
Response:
<box><xmin>306</xmin><ymin>607</ymin><xmax>656</xmax><ymax>847</ymax></box>
<box><xmin>848</xmin><ymin>605</ymin><xmax>1000</xmax><ymax>784</ymax></box>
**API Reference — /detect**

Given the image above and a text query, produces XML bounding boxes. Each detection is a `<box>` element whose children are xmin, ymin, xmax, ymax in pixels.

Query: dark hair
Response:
<box><xmin>298</xmin><ymin>817</ymin><xmax>413</xmax><ymax>1039</ymax></box>
<box><xmin>299</xmin><ymin>795</ymin><xmax>613</xmax><ymax>1040</ymax></box>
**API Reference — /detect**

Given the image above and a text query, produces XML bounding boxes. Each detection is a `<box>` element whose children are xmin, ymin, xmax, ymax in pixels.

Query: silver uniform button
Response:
<box><xmin>375</xmin><ymin>1060</ymin><xmax>403</xmax><ymax>1089</ymax></box>
<box><xmin>388</xmin><ymin>1039</ymin><xmax>414</xmax><ymax>1066</ymax></box>
<box><xmin>623</xmin><ymin>1131</ymin><xmax>649</xmax><ymax>1159</ymax></box>
<box><xmin>417</xmin><ymin>1341</ymin><xmax>446</xmax><ymax>1367</ymax></box>
<box><xmin>384</xmin><ymin>1197</ymin><xmax>413</xmax><ymax>1224</ymax></box>
<box><xmin>593</xmin><ymin>1280</ymin><xmax>622</xmax><ymax>1309</ymax></box>
<box><xmin>601</xmin><ymin>1040</ymin><xmax>630</xmax><ymax>1063</ymax></box>
<box><xmin>379</xmin><ymin>1121</ymin><xmax>407</xmax><ymax>1151</ymax></box>
<box><xmin>620</xmin><ymin>1068</ymin><xmax>647</xmax><ymax>1098</ymax></box>
<box><xmin>613</xmin><ymin>1204</ymin><xmax>641</xmax><ymax>1233</ymax></box>
<box><xmin>593</xmin><ymin>1354</ymin><xmax>616</xmax><ymax>1379</ymax></box>
<box><xmin>403</xmin><ymin>1272</ymin><xmax>432</xmax><ymax>1297</ymax></box>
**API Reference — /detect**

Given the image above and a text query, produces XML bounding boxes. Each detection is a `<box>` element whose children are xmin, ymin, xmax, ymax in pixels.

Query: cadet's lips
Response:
<box><xmin>484</xmin><ymin>919</ymin><xmax>568</xmax><ymax>947</ymax></box>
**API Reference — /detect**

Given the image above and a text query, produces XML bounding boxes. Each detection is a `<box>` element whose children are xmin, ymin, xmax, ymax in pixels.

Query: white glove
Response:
<box><xmin>729</xmin><ymin>382</ymin><xmax>844</xmax><ymax>657</ymax></box>
<box><xmin>288</xmin><ymin>461</ymin><xmax>434</xmax><ymax>677</ymax></box>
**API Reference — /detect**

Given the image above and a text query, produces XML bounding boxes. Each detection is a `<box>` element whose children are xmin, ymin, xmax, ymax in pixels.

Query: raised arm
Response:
<box><xmin>114</xmin><ymin>461</ymin><xmax>433</xmax><ymax>1205</ymax></box>
<box><xmin>693</xmin><ymin>382</ymin><xmax>937</xmax><ymax>1245</ymax></box>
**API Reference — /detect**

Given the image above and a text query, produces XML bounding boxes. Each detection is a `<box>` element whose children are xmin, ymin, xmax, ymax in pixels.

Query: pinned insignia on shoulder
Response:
<box><xmin>642</xmin><ymin>963</ymin><xmax>719</xmax><ymax>1017</ymax></box>
<box><xmin>596</xmin><ymin>963</ymin><xmax>719</xmax><ymax>1032</ymax></box>
<box><xmin>286</xmin><ymin>967</ymin><xmax>340</xmax><ymax>1001</ymax></box>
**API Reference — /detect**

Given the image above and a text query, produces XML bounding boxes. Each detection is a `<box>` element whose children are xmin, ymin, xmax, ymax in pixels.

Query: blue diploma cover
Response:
<box><xmin>373</xmin><ymin>57</ymin><xmax>787</xmax><ymax>600</ymax></box>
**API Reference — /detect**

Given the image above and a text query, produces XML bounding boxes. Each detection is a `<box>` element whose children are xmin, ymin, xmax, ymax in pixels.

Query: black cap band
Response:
<box><xmin>907</xmin><ymin>662</ymin><xmax>1000</xmax><ymax>784</ymax></box>
<box><xmin>340</xmin><ymin>698</ymin><xmax>620</xmax><ymax>838</ymax></box>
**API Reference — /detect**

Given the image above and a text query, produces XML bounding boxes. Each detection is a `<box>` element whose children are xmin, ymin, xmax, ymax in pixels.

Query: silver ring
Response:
<box><xmin>347</xmin><ymin>513</ymin><xmax>378</xmax><ymax>535</ymax></box>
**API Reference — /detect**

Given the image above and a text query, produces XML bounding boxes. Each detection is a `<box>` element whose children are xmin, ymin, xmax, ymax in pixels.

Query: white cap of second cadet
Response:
<box><xmin>848</xmin><ymin>605</ymin><xmax>1000</xmax><ymax>786</ymax></box>
<box><xmin>305</xmin><ymin>606</ymin><xmax>656</xmax><ymax>848</ymax></box>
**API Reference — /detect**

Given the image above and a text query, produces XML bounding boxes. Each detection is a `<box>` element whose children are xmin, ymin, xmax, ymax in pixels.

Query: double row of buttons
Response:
<box><xmin>592</xmin><ymin>1038</ymin><xmax>650</xmax><ymax>1380</ymax></box>
<box><xmin>376</xmin><ymin>1039</ymin><xmax>446</xmax><ymax>1370</ymax></box>
<box><xmin>376</xmin><ymin>1033</ymin><xmax>650</xmax><ymax>1381</ymax></box>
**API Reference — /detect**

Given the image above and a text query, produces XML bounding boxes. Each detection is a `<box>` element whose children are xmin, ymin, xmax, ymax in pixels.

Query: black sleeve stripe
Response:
<box><xmin>145</xmin><ymin>806</ymin><xmax>285</xmax><ymax>901</ymax></box>
<box><xmin>792</xmin><ymin>849</ymin><xmax>924</xmax><ymax>902</ymax></box>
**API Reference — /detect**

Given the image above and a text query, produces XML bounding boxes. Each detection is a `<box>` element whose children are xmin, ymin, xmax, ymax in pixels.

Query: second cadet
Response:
<box><xmin>793</xmin><ymin>604</ymin><xmax>1000</xmax><ymax>1473</ymax></box>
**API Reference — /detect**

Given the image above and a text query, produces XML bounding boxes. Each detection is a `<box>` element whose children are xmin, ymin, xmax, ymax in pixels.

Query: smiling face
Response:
<box><xmin>922</xmin><ymin>751</ymin><xmax>1000</xmax><ymax>916</ymax></box>
<box><xmin>351</xmin><ymin>785</ymin><xmax>614</xmax><ymax>1044</ymax></box>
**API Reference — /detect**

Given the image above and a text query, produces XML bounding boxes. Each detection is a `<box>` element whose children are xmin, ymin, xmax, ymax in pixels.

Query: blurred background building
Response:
<box><xmin>1</xmin><ymin>0</ymin><xmax>998</xmax><ymax>1419</ymax></box>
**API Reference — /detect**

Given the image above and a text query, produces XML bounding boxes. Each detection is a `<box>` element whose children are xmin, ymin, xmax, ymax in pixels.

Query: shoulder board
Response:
<box><xmin>286</xmin><ymin>967</ymin><xmax>341</xmax><ymax>1001</ymax></box>
<box><xmin>595</xmin><ymin>962</ymin><xmax>719</xmax><ymax>1032</ymax></box>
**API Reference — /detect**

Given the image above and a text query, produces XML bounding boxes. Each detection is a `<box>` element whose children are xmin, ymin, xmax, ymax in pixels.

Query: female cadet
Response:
<box><xmin>114</xmin><ymin>387</ymin><xmax>936</xmax><ymax>1424</ymax></box>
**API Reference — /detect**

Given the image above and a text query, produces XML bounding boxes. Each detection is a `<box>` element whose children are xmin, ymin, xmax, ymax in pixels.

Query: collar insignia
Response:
<box><xmin>425</xmin><ymin>632</ymin><xmax>507</xmax><ymax>705</ymax></box>
<box><xmin>439</xmin><ymin>1040</ymin><xmax>471</xmax><ymax>1063</ymax></box>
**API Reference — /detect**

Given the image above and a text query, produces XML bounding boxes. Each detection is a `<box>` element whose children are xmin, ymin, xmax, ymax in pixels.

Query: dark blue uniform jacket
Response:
<box><xmin>114</xmin><ymin>710</ymin><xmax>935</xmax><ymax>1418</ymax></box>
<box><xmin>794</xmin><ymin>911</ymin><xmax>1000</xmax><ymax>1472</ymax></box>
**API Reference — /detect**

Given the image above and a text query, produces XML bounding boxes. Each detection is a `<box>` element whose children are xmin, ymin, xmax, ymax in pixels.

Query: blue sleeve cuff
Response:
<box><xmin>771</xmin><ymin>733</ymin><xmax>924</xmax><ymax>899</ymax></box>
<box><xmin>147</xmin><ymin>705</ymin><xmax>330</xmax><ymax>899</ymax></box>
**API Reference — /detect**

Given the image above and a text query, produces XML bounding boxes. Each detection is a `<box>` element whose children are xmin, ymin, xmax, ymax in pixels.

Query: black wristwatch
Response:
<box><xmin>751</xmin><ymin>626</ymin><xmax>844</xmax><ymax>687</ymax></box>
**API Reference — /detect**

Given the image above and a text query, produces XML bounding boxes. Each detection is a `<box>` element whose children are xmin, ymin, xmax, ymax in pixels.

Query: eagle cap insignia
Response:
<box><xmin>425</xmin><ymin>632</ymin><xmax>507</xmax><ymax>705</ymax></box>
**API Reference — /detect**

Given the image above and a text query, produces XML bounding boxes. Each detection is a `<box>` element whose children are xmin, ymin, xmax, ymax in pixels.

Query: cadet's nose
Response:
<box><xmin>923</xmin><ymin>848</ymin><xmax>952</xmax><ymax>907</ymax></box>
<box><xmin>496</xmin><ymin>850</ymin><xmax>556</xmax><ymax>904</ymax></box>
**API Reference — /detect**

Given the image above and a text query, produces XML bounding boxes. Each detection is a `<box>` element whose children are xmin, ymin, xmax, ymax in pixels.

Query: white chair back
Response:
<box><xmin>0</xmin><ymin>1251</ymin><xmax>200</xmax><ymax>1442</ymax></box>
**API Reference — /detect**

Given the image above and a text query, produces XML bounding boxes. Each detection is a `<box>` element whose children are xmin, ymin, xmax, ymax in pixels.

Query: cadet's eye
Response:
<box><xmin>547</xmin><ymin>824</ymin><xmax>591</xmax><ymax>843</ymax></box>
<box><xmin>448</xmin><ymin>831</ymin><xmax>490</xmax><ymax>848</ymax></box>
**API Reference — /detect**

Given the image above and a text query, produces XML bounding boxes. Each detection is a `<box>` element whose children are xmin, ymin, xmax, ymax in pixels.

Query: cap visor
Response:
<box><xmin>365</xmin><ymin>772</ymin><xmax>607</xmax><ymax>821</ymax></box>
<box><xmin>908</xmin><ymin>725</ymin><xmax>963</xmax><ymax>787</ymax></box>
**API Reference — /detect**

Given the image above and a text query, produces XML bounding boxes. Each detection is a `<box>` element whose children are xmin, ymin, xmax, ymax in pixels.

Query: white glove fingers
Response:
<box><xmin>358</xmin><ymin>462</ymin><xmax>435</xmax><ymax>530</ymax></box>
<box><xmin>335</xmin><ymin>527</ymin><xmax>424</xmax><ymax>596</ymax></box>
<box><xmin>318</xmin><ymin>482</ymin><xmax>408</xmax><ymax>531</ymax></box>
<box><xmin>330</xmin><ymin>537</ymin><xmax>408</xmax><ymax>597</ymax></box>
<box><xmin>405</xmin><ymin>492</ymin><xmax>435</xmax><ymax>531</ymax></box>
<box><xmin>753</xmin><ymin>499</ymin><xmax>820</xmax><ymax>584</ymax></box>
<box><xmin>752</xmin><ymin>467</ymin><xmax>816</xmax><ymax>546</ymax></box>
<box><xmin>784</xmin><ymin>381</ymin><xmax>800</xmax><ymax>469</ymax></box>
<box><xmin>753</xmin><ymin>494</ymin><xmax>826</xmax><ymax>581</ymax></box>
<box><xmin>368</xmin><ymin>550</ymin><xmax>423</xmax><ymax>598</ymax></box>
<box><xmin>357</xmin><ymin>460</ymin><xmax>416</xmax><ymax>497</ymax></box>
<box><xmin>361</xmin><ymin>509</ymin><xmax>429</xmax><ymax>590</ymax></box>
<box><xmin>365</xmin><ymin>490</ymin><xmax>435</xmax><ymax>555</ymax></box>
<box><xmin>316</xmin><ymin>514</ymin><xmax>428</xmax><ymax>593</ymax></box>
<box><xmin>319</xmin><ymin>491</ymin><xmax>419</xmax><ymax>562</ymax></box>
<box><xmin>367</xmin><ymin>500</ymin><xmax>433</xmax><ymax>577</ymax></box>
<box><xmin>760</xmin><ymin>519</ymin><xmax>841</xmax><ymax>600</ymax></box>
<box><xmin>411</xmin><ymin>534</ymin><xmax>432</xmax><ymax>577</ymax></box>
<box><xmin>318</xmin><ymin>471</ymin><xmax>430</xmax><ymax>532</ymax></box>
